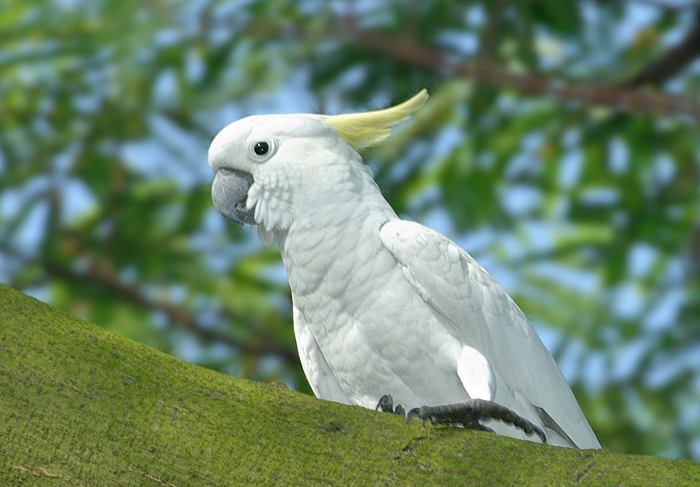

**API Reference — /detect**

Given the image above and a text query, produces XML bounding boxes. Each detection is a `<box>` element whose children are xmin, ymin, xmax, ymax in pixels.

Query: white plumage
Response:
<box><xmin>208</xmin><ymin>91</ymin><xmax>601</xmax><ymax>449</ymax></box>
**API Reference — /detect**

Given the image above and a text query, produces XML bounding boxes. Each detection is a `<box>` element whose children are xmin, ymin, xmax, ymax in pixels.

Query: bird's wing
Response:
<box><xmin>379</xmin><ymin>219</ymin><xmax>600</xmax><ymax>449</ymax></box>
<box><xmin>293</xmin><ymin>305</ymin><xmax>352</xmax><ymax>404</ymax></box>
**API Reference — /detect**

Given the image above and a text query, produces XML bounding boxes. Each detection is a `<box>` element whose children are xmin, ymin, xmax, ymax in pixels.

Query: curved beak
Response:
<box><xmin>211</xmin><ymin>168</ymin><xmax>256</xmax><ymax>225</ymax></box>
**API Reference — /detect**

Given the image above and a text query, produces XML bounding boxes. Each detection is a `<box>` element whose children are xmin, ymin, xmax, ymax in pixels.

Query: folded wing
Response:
<box><xmin>380</xmin><ymin>219</ymin><xmax>600</xmax><ymax>449</ymax></box>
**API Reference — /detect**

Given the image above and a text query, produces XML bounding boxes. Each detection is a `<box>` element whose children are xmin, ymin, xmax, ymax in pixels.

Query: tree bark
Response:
<box><xmin>1</xmin><ymin>285</ymin><xmax>698</xmax><ymax>486</ymax></box>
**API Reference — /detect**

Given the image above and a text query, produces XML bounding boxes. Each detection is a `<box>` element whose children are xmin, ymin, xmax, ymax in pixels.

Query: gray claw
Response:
<box><xmin>406</xmin><ymin>400</ymin><xmax>547</xmax><ymax>443</ymax></box>
<box><xmin>376</xmin><ymin>394</ymin><xmax>394</xmax><ymax>412</ymax></box>
<box><xmin>407</xmin><ymin>407</ymin><xmax>423</xmax><ymax>421</ymax></box>
<box><xmin>376</xmin><ymin>394</ymin><xmax>407</xmax><ymax>416</ymax></box>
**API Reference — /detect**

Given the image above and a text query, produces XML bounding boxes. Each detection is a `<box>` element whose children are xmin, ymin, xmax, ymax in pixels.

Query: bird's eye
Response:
<box><xmin>249</xmin><ymin>138</ymin><xmax>276</xmax><ymax>161</ymax></box>
<box><xmin>253</xmin><ymin>141</ymin><xmax>269</xmax><ymax>156</ymax></box>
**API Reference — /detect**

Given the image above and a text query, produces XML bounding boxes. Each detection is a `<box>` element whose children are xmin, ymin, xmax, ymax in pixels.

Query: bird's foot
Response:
<box><xmin>407</xmin><ymin>399</ymin><xmax>547</xmax><ymax>444</ymax></box>
<box><xmin>375</xmin><ymin>394</ymin><xmax>405</xmax><ymax>416</ymax></box>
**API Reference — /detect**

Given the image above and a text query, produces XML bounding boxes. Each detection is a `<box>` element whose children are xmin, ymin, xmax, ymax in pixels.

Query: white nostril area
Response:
<box><xmin>207</xmin><ymin>131</ymin><xmax>231</xmax><ymax>170</ymax></box>
<box><xmin>207</xmin><ymin>144</ymin><xmax>224</xmax><ymax>170</ymax></box>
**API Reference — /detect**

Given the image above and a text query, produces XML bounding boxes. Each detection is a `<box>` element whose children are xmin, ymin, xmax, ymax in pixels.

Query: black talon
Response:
<box><xmin>375</xmin><ymin>395</ymin><xmax>543</xmax><ymax>442</ymax></box>
<box><xmin>406</xmin><ymin>399</ymin><xmax>547</xmax><ymax>444</ymax></box>
<box><xmin>407</xmin><ymin>407</ymin><xmax>423</xmax><ymax>422</ymax></box>
<box><xmin>469</xmin><ymin>421</ymin><xmax>495</xmax><ymax>434</ymax></box>
<box><xmin>376</xmin><ymin>394</ymin><xmax>407</xmax><ymax>416</ymax></box>
<box><xmin>376</xmin><ymin>394</ymin><xmax>394</xmax><ymax>412</ymax></box>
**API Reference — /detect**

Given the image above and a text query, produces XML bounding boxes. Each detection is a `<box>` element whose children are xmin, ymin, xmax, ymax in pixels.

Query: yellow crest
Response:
<box><xmin>322</xmin><ymin>89</ymin><xmax>428</xmax><ymax>150</ymax></box>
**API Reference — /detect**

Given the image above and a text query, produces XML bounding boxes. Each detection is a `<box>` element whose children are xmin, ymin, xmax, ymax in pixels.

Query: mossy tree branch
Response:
<box><xmin>1</xmin><ymin>285</ymin><xmax>698</xmax><ymax>485</ymax></box>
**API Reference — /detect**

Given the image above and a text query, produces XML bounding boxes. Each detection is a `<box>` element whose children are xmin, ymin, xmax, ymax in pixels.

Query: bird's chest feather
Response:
<box><xmin>283</xmin><ymin>212</ymin><xmax>401</xmax><ymax>338</ymax></box>
<box><xmin>280</xmin><ymin>212</ymin><xmax>461</xmax><ymax>407</ymax></box>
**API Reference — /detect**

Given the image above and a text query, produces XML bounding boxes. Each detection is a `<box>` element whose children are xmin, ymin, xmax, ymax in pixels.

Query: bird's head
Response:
<box><xmin>208</xmin><ymin>89</ymin><xmax>428</xmax><ymax>235</ymax></box>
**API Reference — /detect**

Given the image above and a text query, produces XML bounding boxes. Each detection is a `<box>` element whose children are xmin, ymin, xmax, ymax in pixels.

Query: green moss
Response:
<box><xmin>0</xmin><ymin>284</ymin><xmax>698</xmax><ymax>486</ymax></box>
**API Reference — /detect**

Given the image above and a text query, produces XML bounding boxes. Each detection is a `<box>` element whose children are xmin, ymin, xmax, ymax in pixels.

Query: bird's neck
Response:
<box><xmin>275</xmin><ymin>166</ymin><xmax>397</xmax><ymax>297</ymax></box>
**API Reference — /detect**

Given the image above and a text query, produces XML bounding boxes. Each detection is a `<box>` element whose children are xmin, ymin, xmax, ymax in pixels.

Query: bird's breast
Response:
<box><xmin>281</xmin><ymin>212</ymin><xmax>465</xmax><ymax>408</ymax></box>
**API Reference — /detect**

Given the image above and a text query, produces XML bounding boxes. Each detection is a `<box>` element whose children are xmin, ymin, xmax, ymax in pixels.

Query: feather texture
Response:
<box><xmin>379</xmin><ymin>220</ymin><xmax>601</xmax><ymax>448</ymax></box>
<box><xmin>208</xmin><ymin>92</ymin><xmax>600</xmax><ymax>450</ymax></box>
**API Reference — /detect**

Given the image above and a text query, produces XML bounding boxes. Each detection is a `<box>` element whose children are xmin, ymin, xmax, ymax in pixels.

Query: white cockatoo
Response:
<box><xmin>208</xmin><ymin>90</ymin><xmax>601</xmax><ymax>449</ymax></box>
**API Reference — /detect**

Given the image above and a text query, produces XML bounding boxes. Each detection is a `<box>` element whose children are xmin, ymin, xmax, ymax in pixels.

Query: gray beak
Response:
<box><xmin>211</xmin><ymin>168</ymin><xmax>256</xmax><ymax>225</ymax></box>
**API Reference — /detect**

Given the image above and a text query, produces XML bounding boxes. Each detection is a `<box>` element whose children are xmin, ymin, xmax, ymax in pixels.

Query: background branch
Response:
<box><xmin>340</xmin><ymin>19</ymin><xmax>700</xmax><ymax>120</ymax></box>
<box><xmin>623</xmin><ymin>7</ymin><xmax>700</xmax><ymax>86</ymax></box>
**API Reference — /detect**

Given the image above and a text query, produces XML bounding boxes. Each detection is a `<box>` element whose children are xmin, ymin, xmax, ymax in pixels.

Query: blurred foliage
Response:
<box><xmin>1</xmin><ymin>0</ymin><xmax>699</xmax><ymax>460</ymax></box>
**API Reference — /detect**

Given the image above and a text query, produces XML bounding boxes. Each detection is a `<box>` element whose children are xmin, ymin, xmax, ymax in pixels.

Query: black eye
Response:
<box><xmin>253</xmin><ymin>141</ymin><xmax>269</xmax><ymax>156</ymax></box>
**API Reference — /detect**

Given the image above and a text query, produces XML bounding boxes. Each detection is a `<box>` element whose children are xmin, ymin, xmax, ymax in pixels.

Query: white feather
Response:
<box><xmin>379</xmin><ymin>220</ymin><xmax>600</xmax><ymax>448</ymax></box>
<box><xmin>208</xmin><ymin>107</ymin><xmax>600</xmax><ymax>450</ymax></box>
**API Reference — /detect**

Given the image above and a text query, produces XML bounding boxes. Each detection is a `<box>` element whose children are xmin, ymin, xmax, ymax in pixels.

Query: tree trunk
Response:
<box><xmin>1</xmin><ymin>285</ymin><xmax>698</xmax><ymax>486</ymax></box>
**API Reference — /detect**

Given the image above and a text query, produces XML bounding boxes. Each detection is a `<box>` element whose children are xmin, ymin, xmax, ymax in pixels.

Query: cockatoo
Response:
<box><xmin>208</xmin><ymin>90</ymin><xmax>601</xmax><ymax>449</ymax></box>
